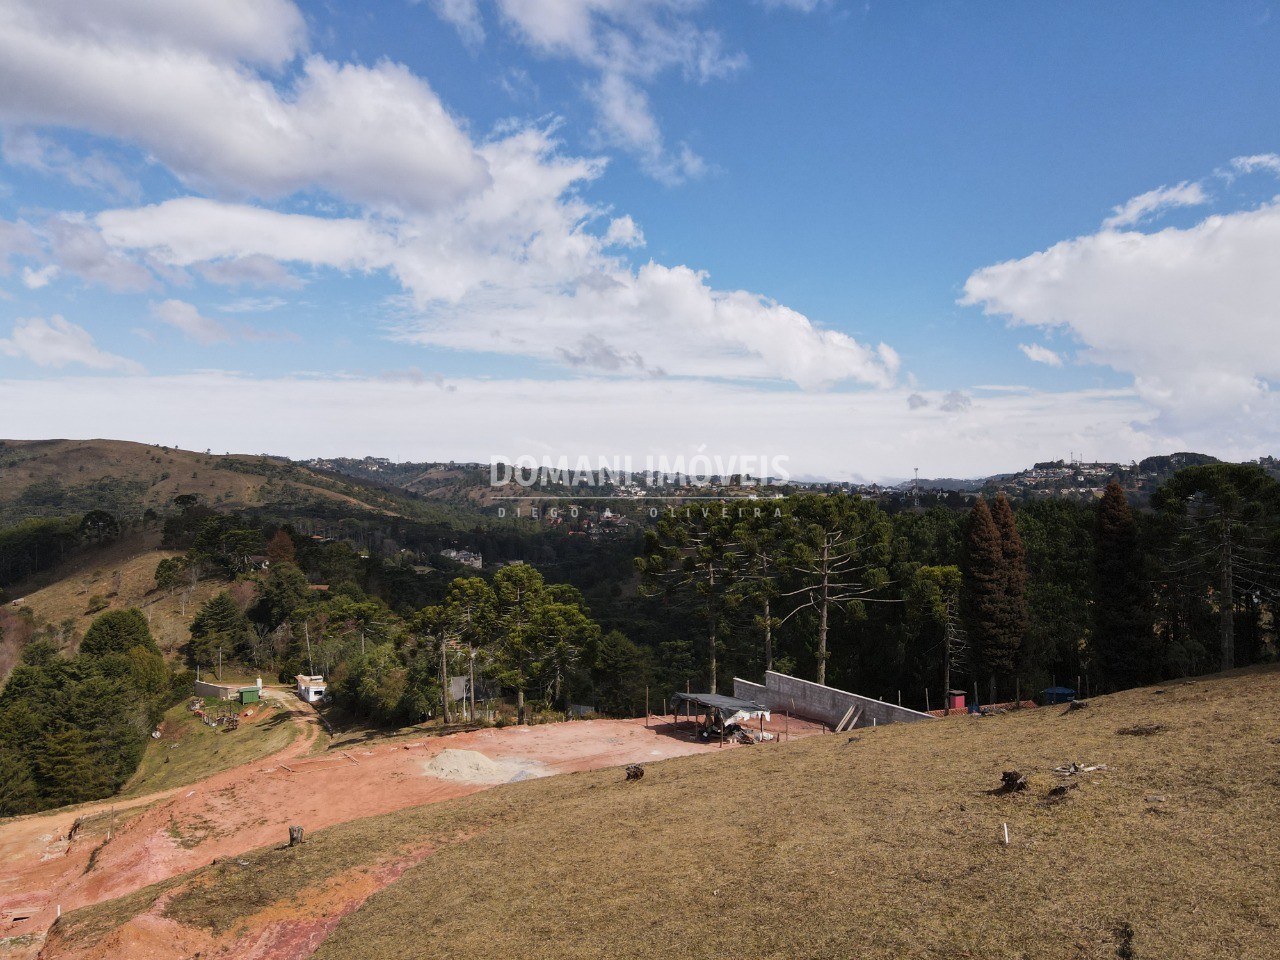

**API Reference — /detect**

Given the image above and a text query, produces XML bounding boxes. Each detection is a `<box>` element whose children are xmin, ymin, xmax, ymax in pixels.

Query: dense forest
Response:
<box><xmin>1</xmin><ymin>461</ymin><xmax>1278</xmax><ymax>816</ymax></box>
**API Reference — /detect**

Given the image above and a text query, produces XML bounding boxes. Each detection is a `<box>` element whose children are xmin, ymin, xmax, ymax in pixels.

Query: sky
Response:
<box><xmin>2</xmin><ymin>0</ymin><xmax>1280</xmax><ymax>481</ymax></box>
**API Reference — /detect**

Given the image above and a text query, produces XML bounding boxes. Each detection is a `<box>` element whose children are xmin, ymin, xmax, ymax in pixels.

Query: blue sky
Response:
<box><xmin>2</xmin><ymin>0</ymin><xmax>1279</xmax><ymax>479</ymax></box>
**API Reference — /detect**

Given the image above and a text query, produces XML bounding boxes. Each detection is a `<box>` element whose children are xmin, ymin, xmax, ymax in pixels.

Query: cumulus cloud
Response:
<box><xmin>21</xmin><ymin>264</ymin><xmax>58</xmax><ymax>289</ymax></box>
<box><xmin>1019</xmin><ymin>342</ymin><xmax>1063</xmax><ymax>367</ymax></box>
<box><xmin>7</xmin><ymin>0</ymin><xmax>898</xmax><ymax>394</ymax></box>
<box><xmin>26</xmin><ymin>0</ymin><xmax>307</xmax><ymax>68</ymax></box>
<box><xmin>1101</xmin><ymin>181</ymin><xmax>1207</xmax><ymax>230</ymax></box>
<box><xmin>97</xmin><ymin>124</ymin><xmax>895</xmax><ymax>389</ymax></box>
<box><xmin>907</xmin><ymin>392</ymin><xmax>928</xmax><ymax>410</ymax></box>
<box><xmin>0</xmin><ymin>0</ymin><xmax>488</xmax><ymax>212</ymax></box>
<box><xmin>963</xmin><ymin>188</ymin><xmax>1280</xmax><ymax>437</ymax></box>
<box><xmin>0</xmin><ymin>315</ymin><xmax>142</xmax><ymax>372</ymax></box>
<box><xmin>939</xmin><ymin>390</ymin><xmax>972</xmax><ymax>413</ymax></box>
<box><xmin>603</xmin><ymin>214</ymin><xmax>644</xmax><ymax>248</ymax></box>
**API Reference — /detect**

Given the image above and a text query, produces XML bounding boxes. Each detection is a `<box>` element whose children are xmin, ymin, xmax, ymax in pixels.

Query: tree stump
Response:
<box><xmin>288</xmin><ymin>825</ymin><xmax>304</xmax><ymax>847</ymax></box>
<box><xmin>625</xmin><ymin>764</ymin><xmax>644</xmax><ymax>782</ymax></box>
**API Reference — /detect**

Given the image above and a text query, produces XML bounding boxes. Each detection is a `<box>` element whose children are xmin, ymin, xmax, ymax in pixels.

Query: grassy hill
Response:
<box><xmin>43</xmin><ymin>666</ymin><xmax>1280</xmax><ymax>960</ymax></box>
<box><xmin>2</xmin><ymin>534</ymin><xmax>222</xmax><ymax>661</ymax></box>
<box><xmin>0</xmin><ymin>438</ymin><xmax>423</xmax><ymax>525</ymax></box>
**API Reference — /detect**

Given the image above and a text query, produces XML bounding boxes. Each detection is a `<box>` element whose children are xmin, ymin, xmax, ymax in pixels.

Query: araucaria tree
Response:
<box><xmin>779</xmin><ymin>495</ymin><xmax>892</xmax><ymax>687</ymax></box>
<box><xmin>636</xmin><ymin>511</ymin><xmax>739</xmax><ymax>694</ymax></box>
<box><xmin>1153</xmin><ymin>463</ymin><xmax>1280</xmax><ymax>671</ymax></box>
<box><xmin>1092</xmin><ymin>481</ymin><xmax>1153</xmax><ymax>689</ymax></box>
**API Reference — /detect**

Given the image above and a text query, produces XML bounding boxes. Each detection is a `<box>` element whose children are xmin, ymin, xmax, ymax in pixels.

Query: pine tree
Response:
<box><xmin>989</xmin><ymin>493</ymin><xmax>1028</xmax><ymax>696</ymax></box>
<box><xmin>190</xmin><ymin>592</ymin><xmax>253</xmax><ymax>673</ymax></box>
<box><xmin>0</xmin><ymin>749</ymin><xmax>37</xmax><ymax>816</ymax></box>
<box><xmin>80</xmin><ymin>608</ymin><xmax>157</xmax><ymax>658</ymax></box>
<box><xmin>963</xmin><ymin>497</ymin><xmax>1005</xmax><ymax>702</ymax></box>
<box><xmin>1092</xmin><ymin>480</ymin><xmax>1152</xmax><ymax>689</ymax></box>
<box><xmin>35</xmin><ymin>724</ymin><xmax>115</xmax><ymax>807</ymax></box>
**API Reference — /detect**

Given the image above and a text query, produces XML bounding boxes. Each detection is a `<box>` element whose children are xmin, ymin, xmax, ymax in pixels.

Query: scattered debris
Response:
<box><xmin>844</xmin><ymin>736</ymin><xmax>862</xmax><ymax>745</ymax></box>
<box><xmin>288</xmin><ymin>826</ymin><xmax>304</xmax><ymax>847</ymax></box>
<box><xmin>1046</xmin><ymin>783</ymin><xmax>1077</xmax><ymax>804</ymax></box>
<box><xmin>1144</xmin><ymin>794</ymin><xmax>1168</xmax><ymax>803</ymax></box>
<box><xmin>1067</xmin><ymin>699</ymin><xmax>1090</xmax><ymax>712</ymax></box>
<box><xmin>1052</xmin><ymin>762</ymin><xmax>1107</xmax><ymax>778</ymax></box>
<box><xmin>992</xmin><ymin>770</ymin><xmax>1028</xmax><ymax>794</ymax></box>
<box><xmin>625</xmin><ymin>764</ymin><xmax>644</xmax><ymax>782</ymax></box>
<box><xmin>1117</xmin><ymin>723</ymin><xmax>1165</xmax><ymax>737</ymax></box>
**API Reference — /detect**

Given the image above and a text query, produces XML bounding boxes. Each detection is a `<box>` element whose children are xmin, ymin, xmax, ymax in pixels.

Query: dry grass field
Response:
<box><xmin>39</xmin><ymin>666</ymin><xmax>1280</xmax><ymax>960</ymax></box>
<box><xmin>7</xmin><ymin>535</ymin><xmax>222</xmax><ymax>657</ymax></box>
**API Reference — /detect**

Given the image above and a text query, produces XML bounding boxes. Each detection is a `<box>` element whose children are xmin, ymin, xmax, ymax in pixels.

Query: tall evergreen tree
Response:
<box><xmin>80</xmin><ymin>608</ymin><xmax>157</xmax><ymax>658</ymax></box>
<box><xmin>989</xmin><ymin>493</ymin><xmax>1028</xmax><ymax>695</ymax></box>
<box><xmin>1092</xmin><ymin>481</ymin><xmax>1153</xmax><ymax>690</ymax></box>
<box><xmin>190</xmin><ymin>592</ymin><xmax>253</xmax><ymax>674</ymax></box>
<box><xmin>963</xmin><ymin>497</ymin><xmax>1008</xmax><ymax>703</ymax></box>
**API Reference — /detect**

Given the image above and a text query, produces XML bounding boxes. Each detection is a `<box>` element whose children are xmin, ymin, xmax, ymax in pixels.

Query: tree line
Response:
<box><xmin>634</xmin><ymin>463</ymin><xmax>1280</xmax><ymax>706</ymax></box>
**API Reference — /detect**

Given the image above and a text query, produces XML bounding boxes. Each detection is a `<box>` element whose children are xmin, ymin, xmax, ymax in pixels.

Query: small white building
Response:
<box><xmin>295</xmin><ymin>674</ymin><xmax>327</xmax><ymax>703</ymax></box>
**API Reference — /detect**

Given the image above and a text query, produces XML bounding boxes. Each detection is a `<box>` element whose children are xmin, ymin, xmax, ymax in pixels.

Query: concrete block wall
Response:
<box><xmin>194</xmin><ymin>680</ymin><xmax>240</xmax><ymax>700</ymax></box>
<box><xmin>733</xmin><ymin>670</ymin><xmax>934</xmax><ymax>729</ymax></box>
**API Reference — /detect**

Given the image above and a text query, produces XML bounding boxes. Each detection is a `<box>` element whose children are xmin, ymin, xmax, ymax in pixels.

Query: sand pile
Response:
<box><xmin>422</xmin><ymin>749</ymin><xmax>546</xmax><ymax>785</ymax></box>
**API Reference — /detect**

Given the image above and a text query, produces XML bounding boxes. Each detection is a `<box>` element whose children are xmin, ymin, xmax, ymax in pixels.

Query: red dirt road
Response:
<box><xmin>0</xmin><ymin>700</ymin><xmax>820</xmax><ymax>958</ymax></box>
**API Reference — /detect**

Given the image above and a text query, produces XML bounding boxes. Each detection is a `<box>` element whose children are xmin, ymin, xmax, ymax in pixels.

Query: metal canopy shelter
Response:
<box><xmin>670</xmin><ymin>692</ymin><xmax>770</xmax><ymax>746</ymax></box>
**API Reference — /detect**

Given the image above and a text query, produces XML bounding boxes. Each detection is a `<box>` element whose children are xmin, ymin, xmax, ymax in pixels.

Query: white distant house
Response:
<box><xmin>295</xmin><ymin>674</ymin><xmax>327</xmax><ymax>703</ymax></box>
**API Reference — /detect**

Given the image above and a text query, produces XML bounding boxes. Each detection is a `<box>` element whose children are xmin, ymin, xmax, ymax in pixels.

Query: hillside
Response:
<box><xmin>0</xmin><ymin>439</ymin><xmax>428</xmax><ymax>526</ymax></box>
<box><xmin>32</xmin><ymin>666</ymin><xmax>1280</xmax><ymax>960</ymax></box>
<box><xmin>1</xmin><ymin>534</ymin><xmax>224</xmax><ymax>668</ymax></box>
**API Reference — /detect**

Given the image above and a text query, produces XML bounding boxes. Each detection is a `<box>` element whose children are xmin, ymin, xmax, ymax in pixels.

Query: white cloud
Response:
<box><xmin>1229</xmin><ymin>153</ymin><xmax>1280</xmax><ymax>177</ymax></box>
<box><xmin>0</xmin><ymin>219</ymin><xmax>40</xmax><ymax>275</ymax></box>
<box><xmin>603</xmin><ymin>214</ymin><xmax>644</xmax><ymax>247</ymax></box>
<box><xmin>428</xmin><ymin>0</ymin><xmax>744</xmax><ymax>182</ymax></box>
<box><xmin>151</xmin><ymin>299</ymin><xmax>231</xmax><ymax>345</ymax></box>
<box><xmin>1101</xmin><ymin>181</ymin><xmax>1207</xmax><ymax>230</ymax></box>
<box><xmin>26</xmin><ymin>0</ymin><xmax>307</xmax><ymax>68</ymax></box>
<box><xmin>97</xmin><ymin>124</ymin><xmax>894</xmax><ymax>389</ymax></box>
<box><xmin>0</xmin><ymin>1</ymin><xmax>489</xmax><ymax>213</ymax></box>
<box><xmin>196</xmin><ymin>255</ymin><xmax>304</xmax><ymax>290</ymax></box>
<box><xmin>218</xmin><ymin>296</ymin><xmax>288</xmax><ymax>314</ymax></box>
<box><xmin>21</xmin><ymin>264</ymin><xmax>58</xmax><ymax>289</ymax></box>
<box><xmin>425</xmin><ymin>0</ymin><xmax>485</xmax><ymax>45</ymax></box>
<box><xmin>0</xmin><ymin>373</ymin><xmax>1165</xmax><ymax>481</ymax></box>
<box><xmin>963</xmin><ymin>191</ymin><xmax>1280</xmax><ymax>439</ymax></box>
<box><xmin>0</xmin><ymin>315</ymin><xmax>142</xmax><ymax>372</ymax></box>
<box><xmin>44</xmin><ymin>215</ymin><xmax>154</xmax><ymax>291</ymax></box>
<box><xmin>1019</xmin><ymin>342</ymin><xmax>1063</xmax><ymax>367</ymax></box>
<box><xmin>2</xmin><ymin>130</ymin><xmax>139</xmax><ymax>201</ymax></box>
<box><xmin>8</xmin><ymin>4</ymin><xmax>897</xmax><ymax>395</ymax></box>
